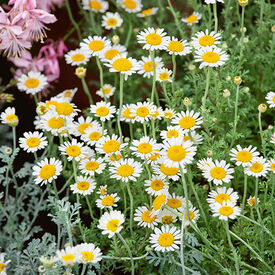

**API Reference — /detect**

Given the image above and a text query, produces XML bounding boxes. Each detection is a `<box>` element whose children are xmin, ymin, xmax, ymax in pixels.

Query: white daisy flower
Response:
<box><xmin>65</xmin><ymin>48</ymin><xmax>91</xmax><ymax>66</ymax></box>
<box><xmin>203</xmin><ymin>159</ymin><xmax>234</xmax><ymax>185</ymax></box>
<box><xmin>97</xmin><ymin>185</ymin><xmax>108</xmax><ymax>196</ymax></box>
<box><xmin>90</xmin><ymin>101</ymin><xmax>116</xmax><ymax>122</ymax></box>
<box><xmin>161</xmin><ymin>138</ymin><xmax>197</xmax><ymax>168</ymax></box>
<box><xmin>134</xmin><ymin>206</ymin><xmax>158</xmax><ymax>229</ymax></box>
<box><xmin>204</xmin><ymin>0</ymin><xmax>224</xmax><ymax>4</ymax></box>
<box><xmin>165</xmin><ymin>37</ymin><xmax>192</xmax><ymax>56</ymax></box>
<box><xmin>56</xmin><ymin>246</ymin><xmax>78</xmax><ymax>267</ymax></box>
<box><xmin>118</xmin><ymin>0</ymin><xmax>142</xmax><ymax>13</ymax></box>
<box><xmin>211</xmin><ymin>201</ymin><xmax>241</xmax><ymax>221</ymax></box>
<box><xmin>151</xmin><ymin>106</ymin><xmax>164</xmax><ymax>120</ymax></box>
<box><xmin>265</xmin><ymin>91</ymin><xmax>275</xmax><ymax>108</ymax></box>
<box><xmin>137</xmin><ymin>55</ymin><xmax>163</xmax><ymax>78</ymax></box>
<box><xmin>59</xmin><ymin>139</ymin><xmax>89</xmax><ymax>162</ymax></box>
<box><xmin>102</xmin><ymin>12</ymin><xmax>123</xmax><ymax>30</ymax></box>
<box><xmin>180</xmin><ymin>206</ymin><xmax>200</xmax><ymax>227</ymax></box>
<box><xmin>192</xmin><ymin>29</ymin><xmax>222</xmax><ymax>49</ymax></box>
<box><xmin>130</xmin><ymin>136</ymin><xmax>160</xmax><ymax>159</ymax></box>
<box><xmin>96</xmin><ymin>134</ymin><xmax>127</xmax><ymax>155</ymax></box>
<box><xmin>53</xmin><ymin>102</ymin><xmax>79</xmax><ymax>119</ymax></box>
<box><xmin>244</xmin><ymin>157</ymin><xmax>269</xmax><ymax>178</ymax></box>
<box><xmin>82</xmin><ymin>126</ymin><xmax>107</xmax><ymax>146</ymax></box>
<box><xmin>17</xmin><ymin>71</ymin><xmax>48</xmax><ymax>95</ymax></box>
<box><xmin>0</xmin><ymin>253</ymin><xmax>11</xmax><ymax>275</ymax></box>
<box><xmin>152</xmin><ymin>161</ymin><xmax>181</xmax><ymax>181</ymax></box>
<box><xmin>171</xmin><ymin>110</ymin><xmax>203</xmax><ymax>131</ymax></box>
<box><xmin>267</xmin><ymin>159</ymin><xmax>275</xmax><ymax>174</ymax></box>
<box><xmin>197</xmin><ymin>157</ymin><xmax>213</xmax><ymax>171</ymax></box>
<box><xmin>96</xmin><ymin>193</ymin><xmax>120</xmax><ymax>209</ymax></box>
<box><xmin>229</xmin><ymin>145</ymin><xmax>260</xmax><ymax>167</ymax></box>
<box><xmin>0</xmin><ymin>107</ymin><xmax>19</xmax><ymax>126</ymax></box>
<box><xmin>55</xmin><ymin>88</ymin><xmax>78</xmax><ymax>102</ymax></box>
<box><xmin>33</xmin><ymin>157</ymin><xmax>62</xmax><ymax>185</ymax></box>
<box><xmin>119</xmin><ymin>104</ymin><xmax>136</xmax><ymax>122</ymax></box>
<box><xmin>19</xmin><ymin>131</ymin><xmax>48</xmax><ymax>153</ymax></box>
<box><xmin>181</xmin><ymin>12</ymin><xmax>201</xmax><ymax>25</ymax></box>
<box><xmin>144</xmin><ymin>176</ymin><xmax>169</xmax><ymax>196</ymax></box>
<box><xmin>152</xmin><ymin>194</ymin><xmax>168</xmax><ymax>215</ymax></box>
<box><xmin>160</xmin><ymin>126</ymin><xmax>184</xmax><ymax>141</ymax></box>
<box><xmin>72</xmin><ymin>116</ymin><xmax>101</xmax><ymax>137</ymax></box>
<box><xmin>183</xmin><ymin>131</ymin><xmax>203</xmax><ymax>145</ymax></box>
<box><xmin>97</xmin><ymin>210</ymin><xmax>125</xmax><ymax>238</ymax></box>
<box><xmin>207</xmin><ymin>187</ymin><xmax>239</xmax><ymax>208</ymax></box>
<box><xmin>146</xmin><ymin>149</ymin><xmax>162</xmax><ymax>164</ymax></box>
<box><xmin>149</xmin><ymin>225</ymin><xmax>181</xmax><ymax>252</ymax></box>
<box><xmin>195</xmin><ymin>45</ymin><xmax>229</xmax><ymax>69</ymax></box>
<box><xmin>137</xmin><ymin>7</ymin><xmax>158</xmax><ymax>17</ymax></box>
<box><xmin>247</xmin><ymin>196</ymin><xmax>260</xmax><ymax>207</ymax></box>
<box><xmin>70</xmin><ymin>175</ymin><xmax>96</xmax><ymax>196</ymax></box>
<box><xmin>166</xmin><ymin>193</ymin><xmax>185</xmax><ymax>210</ymax></box>
<box><xmin>79</xmin><ymin>157</ymin><xmax>106</xmax><ymax>176</ymax></box>
<box><xmin>131</xmin><ymin>101</ymin><xmax>156</xmax><ymax>123</ymax></box>
<box><xmin>40</xmin><ymin>112</ymin><xmax>68</xmax><ymax>136</ymax></box>
<box><xmin>109</xmin><ymin>158</ymin><xmax>143</xmax><ymax>183</ymax></box>
<box><xmin>82</xmin><ymin>0</ymin><xmax>109</xmax><ymax>12</ymax></box>
<box><xmin>163</xmin><ymin>108</ymin><xmax>177</xmax><ymax>120</ymax></box>
<box><xmin>96</xmin><ymin>84</ymin><xmax>115</xmax><ymax>99</ymax></box>
<box><xmin>137</xmin><ymin>27</ymin><xmax>170</xmax><ymax>51</ymax></box>
<box><xmin>80</xmin><ymin>36</ymin><xmax>111</xmax><ymax>56</ymax></box>
<box><xmin>157</xmin><ymin>209</ymin><xmax>177</xmax><ymax>225</ymax></box>
<box><xmin>156</xmin><ymin>67</ymin><xmax>172</xmax><ymax>83</ymax></box>
<box><xmin>99</xmin><ymin>44</ymin><xmax>127</xmax><ymax>63</ymax></box>
<box><xmin>75</xmin><ymin>243</ymin><xmax>102</xmax><ymax>264</ymax></box>
<box><xmin>44</xmin><ymin>98</ymin><xmax>63</xmax><ymax>111</ymax></box>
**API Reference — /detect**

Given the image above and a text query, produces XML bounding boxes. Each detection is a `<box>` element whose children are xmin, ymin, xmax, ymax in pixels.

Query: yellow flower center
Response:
<box><xmin>123</xmin><ymin>0</ymin><xmax>136</xmax><ymax>9</ymax></box>
<box><xmin>219</xmin><ymin>206</ymin><xmax>234</xmax><ymax>216</ymax></box>
<box><xmin>106</xmin><ymin>218</ymin><xmax>120</xmax><ymax>232</ymax></box>
<box><xmin>148</xmin><ymin>151</ymin><xmax>160</xmax><ymax>161</ymax></box>
<box><xmin>89</xmin><ymin>40</ymin><xmax>105</xmax><ymax>51</ymax></box>
<box><xmin>6</xmin><ymin>114</ymin><xmax>18</xmax><ymax>124</ymax></box>
<box><xmin>167</xmin><ymin>130</ymin><xmax>179</xmax><ymax>138</ymax></box>
<box><xmin>56</xmin><ymin>102</ymin><xmax>74</xmax><ymax>116</ymax></box>
<box><xmin>158</xmin><ymin>233</ymin><xmax>174</xmax><ymax>247</ymax></box>
<box><xmin>123</xmin><ymin>108</ymin><xmax>135</xmax><ymax>119</ymax></box>
<box><xmin>26</xmin><ymin>137</ymin><xmax>40</xmax><ymax>148</ymax></box>
<box><xmin>78</xmin><ymin>123</ymin><xmax>92</xmax><ymax>135</ymax></box>
<box><xmin>248</xmin><ymin>197</ymin><xmax>255</xmax><ymax>206</ymax></box>
<box><xmin>167</xmin><ymin>145</ymin><xmax>187</xmax><ymax>162</ymax></box>
<box><xmin>167</xmin><ymin>198</ymin><xmax>182</xmax><ymax>209</ymax></box>
<box><xmin>164</xmin><ymin>112</ymin><xmax>173</xmax><ymax>119</ymax></box>
<box><xmin>167</xmin><ymin>41</ymin><xmax>184</xmax><ymax>52</ymax></box>
<box><xmin>85</xmin><ymin>161</ymin><xmax>99</xmax><ymax>171</ymax></box>
<box><xmin>199</xmin><ymin>35</ymin><xmax>215</xmax><ymax>47</ymax></box>
<box><xmin>210</xmin><ymin>167</ymin><xmax>226</xmax><ymax>180</ymax></box>
<box><xmin>215</xmin><ymin>193</ymin><xmax>231</xmax><ymax>204</ymax></box>
<box><xmin>151</xmin><ymin>179</ymin><xmax>164</xmax><ymax>191</ymax></box>
<box><xmin>100</xmin><ymin>188</ymin><xmax>107</xmax><ymax>195</ymax></box>
<box><xmin>40</xmin><ymin>164</ymin><xmax>56</xmax><ymax>180</ymax></box>
<box><xmin>81</xmin><ymin>251</ymin><xmax>94</xmax><ymax>262</ymax></box>
<box><xmin>77</xmin><ymin>181</ymin><xmax>90</xmax><ymax>191</ymax></box>
<box><xmin>66</xmin><ymin>145</ymin><xmax>81</xmax><ymax>157</ymax></box>
<box><xmin>141</xmin><ymin>8</ymin><xmax>153</xmax><ymax>16</ymax></box>
<box><xmin>117</xmin><ymin>164</ymin><xmax>134</xmax><ymax>177</ymax></box>
<box><xmin>160</xmin><ymin>164</ymin><xmax>179</xmax><ymax>176</ymax></box>
<box><xmin>107</xmin><ymin>18</ymin><xmax>117</xmax><ymax>26</ymax></box>
<box><xmin>71</xmin><ymin>53</ymin><xmax>85</xmax><ymax>62</ymax></box>
<box><xmin>141</xmin><ymin>210</ymin><xmax>156</xmax><ymax>223</ymax></box>
<box><xmin>186</xmin><ymin>14</ymin><xmax>197</xmax><ymax>23</ymax></box>
<box><xmin>161</xmin><ymin>216</ymin><xmax>173</xmax><ymax>224</ymax></box>
<box><xmin>179</xmin><ymin>116</ymin><xmax>196</xmax><ymax>129</ymax></box>
<box><xmin>152</xmin><ymin>110</ymin><xmax>159</xmax><ymax>118</ymax></box>
<box><xmin>64</xmin><ymin>90</ymin><xmax>72</xmax><ymax>97</ymax></box>
<box><xmin>25</xmin><ymin>78</ymin><xmax>40</xmax><ymax>88</ymax></box>
<box><xmin>136</xmin><ymin>106</ymin><xmax>149</xmax><ymax>117</ymax></box>
<box><xmin>96</xmin><ymin>106</ymin><xmax>109</xmax><ymax>117</ymax></box>
<box><xmin>48</xmin><ymin>116</ymin><xmax>64</xmax><ymax>129</ymax></box>
<box><xmin>159</xmin><ymin>72</ymin><xmax>169</xmax><ymax>81</ymax></box>
<box><xmin>250</xmin><ymin>162</ymin><xmax>263</xmax><ymax>173</ymax></box>
<box><xmin>143</xmin><ymin>61</ymin><xmax>156</xmax><ymax>72</ymax></box>
<box><xmin>137</xmin><ymin>142</ymin><xmax>152</xmax><ymax>154</ymax></box>
<box><xmin>236</xmin><ymin>150</ymin><xmax>252</xmax><ymax>162</ymax></box>
<box><xmin>102</xmin><ymin>140</ymin><xmax>120</xmax><ymax>153</ymax></box>
<box><xmin>202</xmin><ymin>51</ymin><xmax>220</xmax><ymax>63</ymax></box>
<box><xmin>0</xmin><ymin>263</ymin><xmax>5</xmax><ymax>272</ymax></box>
<box><xmin>270</xmin><ymin>163</ymin><xmax>275</xmax><ymax>171</ymax></box>
<box><xmin>112</xmin><ymin>58</ymin><xmax>132</xmax><ymax>71</ymax></box>
<box><xmin>153</xmin><ymin>194</ymin><xmax>166</xmax><ymax>210</ymax></box>
<box><xmin>89</xmin><ymin>131</ymin><xmax>101</xmax><ymax>141</ymax></box>
<box><xmin>90</xmin><ymin>0</ymin><xmax>102</xmax><ymax>10</ymax></box>
<box><xmin>109</xmin><ymin>153</ymin><xmax>122</xmax><ymax>161</ymax></box>
<box><xmin>103</xmin><ymin>88</ymin><xmax>111</xmax><ymax>94</ymax></box>
<box><xmin>105</xmin><ymin>49</ymin><xmax>120</xmax><ymax>60</ymax></box>
<box><xmin>102</xmin><ymin>196</ymin><xmax>115</xmax><ymax>206</ymax></box>
<box><xmin>45</xmin><ymin>100</ymin><xmax>58</xmax><ymax>110</ymax></box>
<box><xmin>185</xmin><ymin>210</ymin><xmax>195</xmax><ymax>220</ymax></box>
<box><xmin>145</xmin><ymin>33</ymin><xmax>162</xmax><ymax>46</ymax></box>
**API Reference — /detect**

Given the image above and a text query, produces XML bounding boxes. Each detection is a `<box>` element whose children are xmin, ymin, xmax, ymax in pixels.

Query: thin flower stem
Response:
<box><xmin>76</xmin><ymin>194</ymin><xmax>86</xmax><ymax>242</ymax></box>
<box><xmin>12</xmin><ymin>126</ymin><xmax>16</xmax><ymax>152</ymax></box>
<box><xmin>258</xmin><ymin>111</ymin><xmax>266</xmax><ymax>157</ymax></box>
<box><xmin>143</xmin><ymin>123</ymin><xmax>147</xmax><ymax>136</ymax></box>
<box><xmin>65</xmin><ymin>215</ymin><xmax>74</xmax><ymax>246</ymax></box>
<box><xmin>150</xmin><ymin>51</ymin><xmax>157</xmax><ymax>103</ymax></box>
<box><xmin>151</xmin><ymin>120</ymin><xmax>156</xmax><ymax>140</ymax></box>
<box><xmin>232</xmin><ymin>84</ymin><xmax>240</xmax><ymax>144</ymax></box>
<box><xmin>96</xmin><ymin>56</ymin><xmax>107</xmax><ymax>102</ymax></box>
<box><xmin>129</xmin><ymin>123</ymin><xmax>134</xmax><ymax>141</ymax></box>
<box><xmin>242</xmin><ymin>173</ymin><xmax>248</xmax><ymax>209</ymax></box>
<box><xmin>33</xmin><ymin>94</ymin><xmax>38</xmax><ymax>105</ymax></box>
<box><xmin>144</xmin><ymin>159</ymin><xmax>151</xmax><ymax>179</ymax></box>
<box><xmin>254</xmin><ymin>177</ymin><xmax>262</xmax><ymax>221</ymax></box>
<box><xmin>59</xmin><ymin>173</ymin><xmax>74</xmax><ymax>194</ymax></box>
<box><xmin>167</xmin><ymin>0</ymin><xmax>185</xmax><ymax>38</ymax></box>
<box><xmin>117</xmin><ymin>233</ymin><xmax>135</xmax><ymax>275</ymax></box>
<box><xmin>65</xmin><ymin>0</ymin><xmax>82</xmax><ymax>40</ymax></box>
<box><xmin>240</xmin><ymin>6</ymin><xmax>245</xmax><ymax>60</ymax></box>
<box><xmin>52</xmin><ymin>180</ymin><xmax>59</xmax><ymax>200</ymax></box>
<box><xmin>121</xmin><ymin>183</ymin><xmax>127</xmax><ymax>216</ymax></box>
<box><xmin>259</xmin><ymin>0</ymin><xmax>264</xmax><ymax>30</ymax></box>
<box><xmin>126</xmin><ymin>183</ymin><xmax>134</xmax><ymax>237</ymax></box>
<box><xmin>208</xmin><ymin>5</ymin><xmax>212</xmax><ymax>30</ymax></box>
<box><xmin>80</xmin><ymin>264</ymin><xmax>87</xmax><ymax>275</ymax></box>
<box><xmin>85</xmin><ymin>196</ymin><xmax>94</xmax><ymax>219</ymax></box>
<box><xmin>162</xmin><ymin>83</ymin><xmax>171</xmax><ymax>105</ymax></box>
<box><xmin>102</xmin><ymin>252</ymin><xmax>148</xmax><ymax>261</ymax></box>
<box><xmin>202</xmin><ymin>67</ymin><xmax>211</xmax><ymax>116</ymax></box>
<box><xmin>172</xmin><ymin>54</ymin><xmax>176</xmax><ymax>94</ymax></box>
<box><xmin>72</xmin><ymin>160</ymin><xmax>78</xmax><ymax>181</ymax></box>
<box><xmin>213</xmin><ymin>3</ymin><xmax>218</xmax><ymax>32</ymax></box>
<box><xmin>125</xmin><ymin>17</ymin><xmax>133</xmax><ymax>48</ymax></box>
<box><xmin>33</xmin><ymin>151</ymin><xmax>38</xmax><ymax>162</ymax></box>
<box><xmin>81</xmin><ymin>78</ymin><xmax>94</xmax><ymax>105</ymax></box>
<box><xmin>117</xmin><ymin>74</ymin><xmax>124</xmax><ymax>143</ymax></box>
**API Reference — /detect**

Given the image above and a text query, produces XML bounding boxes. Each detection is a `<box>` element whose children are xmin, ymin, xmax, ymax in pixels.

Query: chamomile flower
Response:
<box><xmin>192</xmin><ymin>30</ymin><xmax>222</xmax><ymax>49</ymax></box>
<box><xmin>134</xmin><ymin>206</ymin><xmax>158</xmax><ymax>229</ymax></box>
<box><xmin>265</xmin><ymin>91</ymin><xmax>275</xmax><ymax>108</ymax></box>
<box><xmin>98</xmin><ymin>210</ymin><xmax>125</xmax><ymax>238</ymax></box>
<box><xmin>120</xmin><ymin>104</ymin><xmax>136</xmax><ymax>122</ymax></box>
<box><xmin>82</xmin><ymin>126</ymin><xmax>107</xmax><ymax>146</ymax></box>
<box><xmin>17</xmin><ymin>71</ymin><xmax>47</xmax><ymax>95</ymax></box>
<box><xmin>197</xmin><ymin>158</ymin><xmax>213</xmax><ymax>171</ymax></box>
<box><xmin>244</xmin><ymin>157</ymin><xmax>269</xmax><ymax>178</ymax></box>
<box><xmin>96</xmin><ymin>84</ymin><xmax>115</xmax><ymax>99</ymax></box>
<box><xmin>59</xmin><ymin>139</ymin><xmax>89</xmax><ymax>162</ymax></box>
<box><xmin>99</xmin><ymin>44</ymin><xmax>127</xmax><ymax>62</ymax></box>
<box><xmin>105</xmin><ymin>152</ymin><xmax>123</xmax><ymax>163</ymax></box>
<box><xmin>82</xmin><ymin>0</ymin><xmax>109</xmax><ymax>13</ymax></box>
<box><xmin>144</xmin><ymin>176</ymin><xmax>169</xmax><ymax>196</ymax></box>
<box><xmin>19</xmin><ymin>131</ymin><xmax>48</xmax><ymax>153</ymax></box>
<box><xmin>181</xmin><ymin>206</ymin><xmax>200</xmax><ymax>227</ymax></box>
<box><xmin>33</xmin><ymin>157</ymin><xmax>62</xmax><ymax>185</ymax></box>
<box><xmin>75</xmin><ymin>243</ymin><xmax>102</xmax><ymax>264</ymax></box>
<box><xmin>165</xmin><ymin>37</ymin><xmax>192</xmax><ymax>56</ymax></box>
<box><xmin>44</xmin><ymin>98</ymin><xmax>62</xmax><ymax>111</ymax></box>
<box><xmin>195</xmin><ymin>46</ymin><xmax>229</xmax><ymax>69</ymax></box>
<box><xmin>152</xmin><ymin>194</ymin><xmax>168</xmax><ymax>215</ymax></box>
<box><xmin>203</xmin><ymin>160</ymin><xmax>234</xmax><ymax>185</ymax></box>
<box><xmin>56</xmin><ymin>88</ymin><xmax>78</xmax><ymax>102</ymax></box>
<box><xmin>90</xmin><ymin>101</ymin><xmax>116</xmax><ymax>122</ymax></box>
<box><xmin>183</xmin><ymin>131</ymin><xmax>203</xmax><ymax>145</ymax></box>
<box><xmin>109</xmin><ymin>158</ymin><xmax>143</xmax><ymax>182</ymax></box>
<box><xmin>137</xmin><ymin>7</ymin><xmax>158</xmax><ymax>17</ymax></box>
<box><xmin>102</xmin><ymin>12</ymin><xmax>123</xmax><ymax>30</ymax></box>
<box><xmin>160</xmin><ymin>126</ymin><xmax>184</xmax><ymax>141</ymax></box>
<box><xmin>207</xmin><ymin>187</ymin><xmax>239</xmax><ymax>207</ymax></box>
<box><xmin>151</xmin><ymin>106</ymin><xmax>164</xmax><ymax>120</ymax></box>
<box><xmin>166</xmin><ymin>193</ymin><xmax>184</xmax><ymax>210</ymax></box>
<box><xmin>152</xmin><ymin>162</ymin><xmax>181</xmax><ymax>181</ymax></box>
<box><xmin>230</xmin><ymin>145</ymin><xmax>260</xmax><ymax>167</ymax></box>
<box><xmin>118</xmin><ymin>0</ymin><xmax>142</xmax><ymax>13</ymax></box>
<box><xmin>267</xmin><ymin>159</ymin><xmax>275</xmax><ymax>173</ymax></box>
<box><xmin>204</xmin><ymin>0</ymin><xmax>224</xmax><ymax>4</ymax></box>
<box><xmin>156</xmin><ymin>67</ymin><xmax>172</xmax><ymax>82</ymax></box>
<box><xmin>79</xmin><ymin>157</ymin><xmax>106</xmax><ymax>176</ymax></box>
<box><xmin>0</xmin><ymin>253</ymin><xmax>10</xmax><ymax>275</ymax></box>
<box><xmin>80</xmin><ymin>36</ymin><xmax>111</xmax><ymax>56</ymax></box>
<box><xmin>41</xmin><ymin>112</ymin><xmax>68</xmax><ymax>135</ymax></box>
<box><xmin>161</xmin><ymin>138</ymin><xmax>197</xmax><ymax>168</ymax></box>
<box><xmin>0</xmin><ymin>107</ymin><xmax>19</xmax><ymax>126</ymax></box>
<box><xmin>181</xmin><ymin>12</ymin><xmax>201</xmax><ymax>25</ymax></box>
<box><xmin>96</xmin><ymin>134</ymin><xmax>127</xmax><ymax>155</ymax></box>
<box><xmin>146</xmin><ymin>150</ymin><xmax>162</xmax><ymax>164</ymax></box>
<box><xmin>172</xmin><ymin>110</ymin><xmax>203</xmax><ymax>131</ymax></box>
<box><xmin>73</xmin><ymin>116</ymin><xmax>100</xmax><ymax>137</ymax></box>
<box><xmin>56</xmin><ymin>246</ymin><xmax>78</xmax><ymax>267</ymax></box>
<box><xmin>54</xmin><ymin>102</ymin><xmax>79</xmax><ymax>119</ymax></box>
<box><xmin>96</xmin><ymin>193</ymin><xmax>120</xmax><ymax>209</ymax></box>
<box><xmin>157</xmin><ymin>209</ymin><xmax>177</xmax><ymax>225</ymax></box>
<box><xmin>149</xmin><ymin>225</ymin><xmax>181</xmax><ymax>252</ymax></box>
<box><xmin>104</xmin><ymin>53</ymin><xmax>138</xmax><ymax>80</ymax></box>
<box><xmin>130</xmin><ymin>136</ymin><xmax>160</xmax><ymax>159</ymax></box>
<box><xmin>247</xmin><ymin>196</ymin><xmax>260</xmax><ymax>207</ymax></box>
<box><xmin>137</xmin><ymin>27</ymin><xmax>170</xmax><ymax>51</ymax></box>
<box><xmin>97</xmin><ymin>185</ymin><xmax>108</xmax><ymax>196</ymax></box>
<box><xmin>65</xmin><ymin>49</ymin><xmax>91</xmax><ymax>66</ymax></box>
<box><xmin>211</xmin><ymin>201</ymin><xmax>241</xmax><ymax>221</ymax></box>
<box><xmin>137</xmin><ymin>56</ymin><xmax>163</xmax><ymax>78</ymax></box>
<box><xmin>70</xmin><ymin>176</ymin><xmax>96</xmax><ymax>196</ymax></box>
<box><xmin>163</xmin><ymin>108</ymin><xmax>177</xmax><ymax>120</ymax></box>
<box><xmin>131</xmin><ymin>101</ymin><xmax>155</xmax><ymax>123</ymax></box>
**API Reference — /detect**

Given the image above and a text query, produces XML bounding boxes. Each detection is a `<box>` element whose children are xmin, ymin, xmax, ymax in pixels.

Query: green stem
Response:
<box><xmin>125</xmin><ymin>17</ymin><xmax>133</xmax><ymax>48</ymax></box>
<box><xmin>150</xmin><ymin>51</ymin><xmax>157</xmax><ymax>103</ymax></box>
<box><xmin>162</xmin><ymin>83</ymin><xmax>171</xmax><ymax>105</ymax></box>
<box><xmin>143</xmin><ymin>123</ymin><xmax>147</xmax><ymax>136</ymax></box>
<box><xmin>12</xmin><ymin>126</ymin><xmax>16</xmax><ymax>151</ymax></box>
<box><xmin>80</xmin><ymin>264</ymin><xmax>87</xmax><ymax>275</ymax></box>
<box><xmin>33</xmin><ymin>151</ymin><xmax>38</xmax><ymax>162</ymax></box>
<box><xmin>72</xmin><ymin>160</ymin><xmax>78</xmax><ymax>181</ymax></box>
<box><xmin>240</xmin><ymin>6</ymin><xmax>245</xmax><ymax>61</ymax></box>
<box><xmin>52</xmin><ymin>180</ymin><xmax>59</xmax><ymax>200</ymax></box>
<box><xmin>172</xmin><ymin>54</ymin><xmax>176</xmax><ymax>94</ymax></box>
<box><xmin>33</xmin><ymin>94</ymin><xmax>38</xmax><ymax>105</ymax></box>
<box><xmin>76</xmin><ymin>194</ymin><xmax>86</xmax><ymax>242</ymax></box>
<box><xmin>208</xmin><ymin>4</ymin><xmax>212</xmax><ymax>30</ymax></box>
<box><xmin>96</xmin><ymin>56</ymin><xmax>107</xmax><ymax>101</ymax></box>
<box><xmin>65</xmin><ymin>215</ymin><xmax>74</xmax><ymax>246</ymax></box>
<box><xmin>130</xmin><ymin>123</ymin><xmax>134</xmax><ymax>141</ymax></box>
<box><xmin>117</xmin><ymin>74</ymin><xmax>124</xmax><ymax>143</ymax></box>
<box><xmin>126</xmin><ymin>183</ymin><xmax>133</xmax><ymax>237</ymax></box>
<box><xmin>259</xmin><ymin>0</ymin><xmax>264</xmax><ymax>30</ymax></box>
<box><xmin>65</xmin><ymin>0</ymin><xmax>82</xmax><ymax>40</ymax></box>
<box><xmin>254</xmin><ymin>177</ymin><xmax>262</xmax><ymax>221</ymax></box>
<box><xmin>213</xmin><ymin>3</ymin><xmax>218</xmax><ymax>32</ymax></box>
<box><xmin>81</xmin><ymin>78</ymin><xmax>93</xmax><ymax>105</ymax></box>
<box><xmin>232</xmin><ymin>85</ymin><xmax>240</xmax><ymax>143</ymax></box>
<box><xmin>258</xmin><ymin>111</ymin><xmax>266</xmax><ymax>157</ymax></box>
<box><xmin>59</xmin><ymin>173</ymin><xmax>74</xmax><ymax>194</ymax></box>
<box><xmin>121</xmin><ymin>183</ymin><xmax>127</xmax><ymax>216</ymax></box>
<box><xmin>151</xmin><ymin>120</ymin><xmax>156</xmax><ymax>140</ymax></box>
<box><xmin>242</xmin><ymin>173</ymin><xmax>248</xmax><ymax>209</ymax></box>
<box><xmin>167</xmin><ymin>0</ymin><xmax>185</xmax><ymax>37</ymax></box>
<box><xmin>202</xmin><ymin>67</ymin><xmax>211</xmax><ymax>115</ymax></box>
<box><xmin>102</xmin><ymin>253</ymin><xmax>148</xmax><ymax>261</ymax></box>
<box><xmin>85</xmin><ymin>196</ymin><xmax>94</xmax><ymax>219</ymax></box>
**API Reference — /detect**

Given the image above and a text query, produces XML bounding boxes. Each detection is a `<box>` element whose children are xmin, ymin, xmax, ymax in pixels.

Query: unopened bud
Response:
<box><xmin>223</xmin><ymin>89</ymin><xmax>230</xmax><ymax>97</ymax></box>
<box><xmin>240</xmin><ymin>27</ymin><xmax>247</xmax><ymax>33</ymax></box>
<box><xmin>203</xmin><ymin>184</ymin><xmax>209</xmax><ymax>191</ymax></box>
<box><xmin>38</xmin><ymin>266</ymin><xmax>46</xmax><ymax>273</ymax></box>
<box><xmin>183</xmin><ymin>97</ymin><xmax>191</xmax><ymax>106</ymax></box>
<box><xmin>207</xmin><ymin>150</ymin><xmax>213</xmax><ymax>156</ymax></box>
<box><xmin>234</xmin><ymin>76</ymin><xmax>242</xmax><ymax>85</ymax></box>
<box><xmin>243</xmin><ymin>86</ymin><xmax>250</xmax><ymax>93</ymax></box>
<box><xmin>112</xmin><ymin>35</ymin><xmax>120</xmax><ymax>44</ymax></box>
<box><xmin>226</xmin><ymin>76</ymin><xmax>231</xmax><ymax>82</ymax></box>
<box><xmin>272</xmin><ymin>25</ymin><xmax>275</xmax><ymax>33</ymax></box>
<box><xmin>75</xmin><ymin>67</ymin><xmax>86</xmax><ymax>78</ymax></box>
<box><xmin>124</xmin><ymin>137</ymin><xmax>130</xmax><ymax>142</ymax></box>
<box><xmin>243</xmin><ymin>37</ymin><xmax>248</xmax><ymax>43</ymax></box>
<box><xmin>268</xmin><ymin>125</ymin><xmax>273</xmax><ymax>130</ymax></box>
<box><xmin>238</xmin><ymin>0</ymin><xmax>248</xmax><ymax>6</ymax></box>
<box><xmin>136</xmin><ymin>128</ymin><xmax>142</xmax><ymax>133</ymax></box>
<box><xmin>212</xmin><ymin>117</ymin><xmax>217</xmax><ymax>122</ymax></box>
<box><xmin>221</xmin><ymin>42</ymin><xmax>228</xmax><ymax>49</ymax></box>
<box><xmin>36</xmin><ymin>103</ymin><xmax>47</xmax><ymax>115</ymax></box>
<box><xmin>4</xmin><ymin>146</ymin><xmax>12</xmax><ymax>155</ymax></box>
<box><xmin>188</xmin><ymin>64</ymin><xmax>195</xmax><ymax>71</ymax></box>
<box><xmin>258</xmin><ymin>104</ymin><xmax>267</xmax><ymax>113</ymax></box>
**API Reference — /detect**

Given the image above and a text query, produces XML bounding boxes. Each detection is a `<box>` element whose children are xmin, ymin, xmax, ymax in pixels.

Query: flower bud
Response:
<box><xmin>203</xmin><ymin>184</ymin><xmax>209</xmax><ymax>191</ymax></box>
<box><xmin>183</xmin><ymin>97</ymin><xmax>191</xmax><ymax>106</ymax></box>
<box><xmin>272</xmin><ymin>25</ymin><xmax>275</xmax><ymax>33</ymax></box>
<box><xmin>268</xmin><ymin>125</ymin><xmax>273</xmax><ymax>130</ymax></box>
<box><xmin>223</xmin><ymin>89</ymin><xmax>230</xmax><ymax>97</ymax></box>
<box><xmin>226</xmin><ymin>76</ymin><xmax>231</xmax><ymax>82</ymax></box>
<box><xmin>240</xmin><ymin>27</ymin><xmax>247</xmax><ymax>33</ymax></box>
<box><xmin>36</xmin><ymin>103</ymin><xmax>47</xmax><ymax>115</ymax></box>
<box><xmin>221</xmin><ymin>42</ymin><xmax>228</xmax><ymax>49</ymax></box>
<box><xmin>38</xmin><ymin>266</ymin><xmax>46</xmax><ymax>273</ymax></box>
<box><xmin>243</xmin><ymin>86</ymin><xmax>250</xmax><ymax>93</ymax></box>
<box><xmin>75</xmin><ymin>67</ymin><xmax>86</xmax><ymax>78</ymax></box>
<box><xmin>258</xmin><ymin>104</ymin><xmax>267</xmax><ymax>113</ymax></box>
<box><xmin>124</xmin><ymin>137</ymin><xmax>130</xmax><ymax>142</ymax></box>
<box><xmin>212</xmin><ymin>117</ymin><xmax>217</xmax><ymax>122</ymax></box>
<box><xmin>207</xmin><ymin>150</ymin><xmax>213</xmax><ymax>156</ymax></box>
<box><xmin>112</xmin><ymin>35</ymin><xmax>120</xmax><ymax>44</ymax></box>
<box><xmin>4</xmin><ymin>146</ymin><xmax>12</xmax><ymax>155</ymax></box>
<box><xmin>238</xmin><ymin>0</ymin><xmax>248</xmax><ymax>6</ymax></box>
<box><xmin>136</xmin><ymin>128</ymin><xmax>142</xmax><ymax>133</ymax></box>
<box><xmin>188</xmin><ymin>64</ymin><xmax>195</xmax><ymax>71</ymax></box>
<box><xmin>243</xmin><ymin>37</ymin><xmax>248</xmax><ymax>43</ymax></box>
<box><xmin>145</xmin><ymin>245</ymin><xmax>153</xmax><ymax>252</ymax></box>
<box><xmin>234</xmin><ymin>76</ymin><xmax>242</xmax><ymax>85</ymax></box>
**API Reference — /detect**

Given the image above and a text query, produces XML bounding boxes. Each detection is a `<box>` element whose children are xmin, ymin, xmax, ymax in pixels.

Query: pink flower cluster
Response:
<box><xmin>0</xmin><ymin>0</ymin><xmax>62</xmax><ymax>57</ymax></box>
